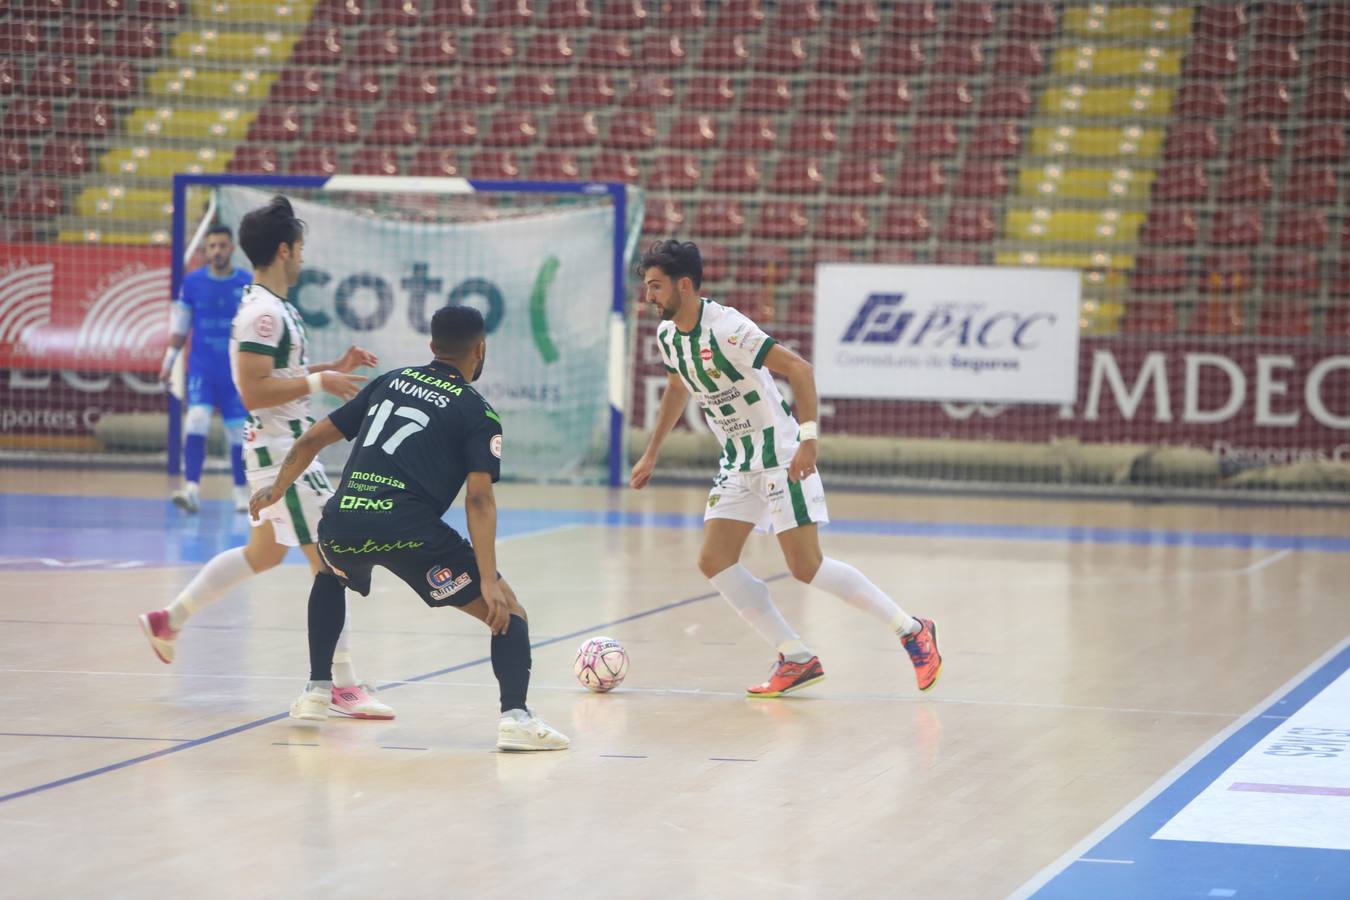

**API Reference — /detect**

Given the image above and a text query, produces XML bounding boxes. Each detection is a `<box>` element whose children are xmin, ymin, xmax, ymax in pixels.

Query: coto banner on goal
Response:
<box><xmin>813</xmin><ymin>264</ymin><xmax>1081</xmax><ymax>404</ymax></box>
<box><xmin>214</xmin><ymin>188</ymin><xmax>615</xmax><ymax>480</ymax></box>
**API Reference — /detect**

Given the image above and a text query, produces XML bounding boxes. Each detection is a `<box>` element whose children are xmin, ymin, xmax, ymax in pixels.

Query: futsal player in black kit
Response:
<box><xmin>249</xmin><ymin>304</ymin><xmax>569</xmax><ymax>751</ymax></box>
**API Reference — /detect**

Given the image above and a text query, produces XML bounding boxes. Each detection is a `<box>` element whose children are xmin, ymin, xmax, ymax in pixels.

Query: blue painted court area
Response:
<box><xmin>2</xmin><ymin>493</ymin><xmax>1350</xmax><ymax>567</ymax></box>
<box><xmin>1026</xmin><ymin>640</ymin><xmax>1350</xmax><ymax>900</ymax></box>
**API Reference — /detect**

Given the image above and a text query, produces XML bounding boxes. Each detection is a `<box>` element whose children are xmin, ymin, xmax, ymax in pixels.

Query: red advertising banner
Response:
<box><xmin>0</xmin><ymin>368</ymin><xmax>164</xmax><ymax>447</ymax></box>
<box><xmin>632</xmin><ymin>322</ymin><xmax>1350</xmax><ymax>463</ymax></box>
<box><xmin>0</xmin><ymin>243</ymin><xmax>171</xmax><ymax>372</ymax></box>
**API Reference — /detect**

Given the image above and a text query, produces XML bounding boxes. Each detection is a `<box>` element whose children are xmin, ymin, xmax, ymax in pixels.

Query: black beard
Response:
<box><xmin>659</xmin><ymin>304</ymin><xmax>676</xmax><ymax>321</ymax></box>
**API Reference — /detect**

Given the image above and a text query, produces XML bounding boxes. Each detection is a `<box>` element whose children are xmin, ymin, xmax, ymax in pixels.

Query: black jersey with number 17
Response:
<box><xmin>324</xmin><ymin>360</ymin><xmax>501</xmax><ymax>532</ymax></box>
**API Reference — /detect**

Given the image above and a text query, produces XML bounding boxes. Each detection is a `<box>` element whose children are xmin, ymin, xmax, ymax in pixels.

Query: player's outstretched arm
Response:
<box><xmin>762</xmin><ymin>344</ymin><xmax>820</xmax><ymax>483</ymax></box>
<box><xmin>630</xmin><ymin>372</ymin><xmax>690</xmax><ymax>490</ymax></box>
<box><xmin>159</xmin><ymin>302</ymin><xmax>192</xmax><ymax>383</ymax></box>
<box><xmin>247</xmin><ymin>418</ymin><xmax>345</xmax><ymax>521</ymax></box>
<box><xmin>308</xmin><ymin>344</ymin><xmax>379</xmax><ymax>375</ymax></box>
<box><xmin>464</xmin><ymin>472</ymin><xmax>510</xmax><ymax>634</ymax></box>
<box><xmin>235</xmin><ymin>350</ymin><xmax>367</xmax><ymax>410</ymax></box>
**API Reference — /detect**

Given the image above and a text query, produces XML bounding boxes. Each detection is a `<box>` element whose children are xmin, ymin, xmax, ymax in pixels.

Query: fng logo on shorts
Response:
<box><xmin>426</xmin><ymin>565</ymin><xmax>472</xmax><ymax>601</ymax></box>
<box><xmin>841</xmin><ymin>293</ymin><xmax>911</xmax><ymax>344</ymax></box>
<box><xmin>340</xmin><ymin>496</ymin><xmax>393</xmax><ymax>511</ymax></box>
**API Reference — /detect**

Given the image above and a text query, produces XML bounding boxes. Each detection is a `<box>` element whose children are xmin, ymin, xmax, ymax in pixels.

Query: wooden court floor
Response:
<box><xmin>2</xmin><ymin>467</ymin><xmax>1349</xmax><ymax>899</ymax></box>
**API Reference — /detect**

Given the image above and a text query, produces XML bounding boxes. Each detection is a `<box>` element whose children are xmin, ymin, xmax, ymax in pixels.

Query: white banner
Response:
<box><xmin>813</xmin><ymin>264</ymin><xmax>1081</xmax><ymax>404</ymax></box>
<box><xmin>216</xmin><ymin>188</ymin><xmax>615</xmax><ymax>479</ymax></box>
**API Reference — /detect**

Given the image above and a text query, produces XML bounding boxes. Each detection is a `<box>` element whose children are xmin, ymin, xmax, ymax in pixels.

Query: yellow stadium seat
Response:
<box><xmin>188</xmin><ymin>0</ymin><xmax>316</xmax><ymax>24</ymax></box>
<box><xmin>995</xmin><ymin>250</ymin><xmax>1131</xmax><ymax>334</ymax></box>
<box><xmin>995</xmin><ymin>250</ymin><xmax>1136</xmax><ymax>272</ymax></box>
<box><xmin>100</xmin><ymin>147</ymin><xmax>231</xmax><ymax>178</ymax></box>
<box><xmin>170</xmin><ymin>30</ymin><xmax>297</xmax><ymax>64</ymax></box>
<box><xmin>147</xmin><ymin>67</ymin><xmax>277</xmax><ymax>101</ymax></box>
<box><xmin>1052</xmin><ymin>46</ymin><xmax>1183</xmax><ymax>78</ymax></box>
<box><xmin>1029</xmin><ymin>126</ymin><xmax>1164</xmax><ymax>159</ymax></box>
<box><xmin>124</xmin><ymin>107</ymin><xmax>257</xmax><ymax>141</ymax></box>
<box><xmin>59</xmin><ymin>229</ymin><xmax>172</xmax><ymax>245</ymax></box>
<box><xmin>73</xmin><ymin>186</ymin><xmax>175</xmax><ymax>222</ymax></box>
<box><xmin>1062</xmin><ymin>5</ymin><xmax>1193</xmax><ymax>38</ymax></box>
<box><xmin>1017</xmin><ymin>166</ymin><xmax>1156</xmax><ymax>201</ymax></box>
<box><xmin>1004</xmin><ymin>208</ymin><xmax>1145</xmax><ymax>243</ymax></box>
<box><xmin>1039</xmin><ymin>85</ymin><xmax>1174</xmax><ymax>118</ymax></box>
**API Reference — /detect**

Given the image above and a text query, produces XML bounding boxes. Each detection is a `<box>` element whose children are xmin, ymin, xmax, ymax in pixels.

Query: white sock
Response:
<box><xmin>810</xmin><ymin>557</ymin><xmax>919</xmax><ymax>637</ymax></box>
<box><xmin>331</xmin><ymin>609</ymin><xmax>359</xmax><ymax>688</ymax></box>
<box><xmin>709</xmin><ymin>564</ymin><xmax>810</xmax><ymax>660</ymax></box>
<box><xmin>165</xmin><ymin>546</ymin><xmax>255</xmax><ymax>629</ymax></box>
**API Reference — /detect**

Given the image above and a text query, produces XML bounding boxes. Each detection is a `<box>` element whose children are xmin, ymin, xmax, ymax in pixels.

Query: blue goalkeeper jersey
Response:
<box><xmin>180</xmin><ymin>266</ymin><xmax>251</xmax><ymax>373</ymax></box>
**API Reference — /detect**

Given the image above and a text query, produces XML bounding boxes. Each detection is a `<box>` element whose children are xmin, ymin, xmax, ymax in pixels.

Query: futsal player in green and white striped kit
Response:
<box><xmin>630</xmin><ymin>240</ymin><xmax>942</xmax><ymax>698</ymax></box>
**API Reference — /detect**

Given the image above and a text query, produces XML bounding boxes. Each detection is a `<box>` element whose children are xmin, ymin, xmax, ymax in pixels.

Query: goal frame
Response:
<box><xmin>168</xmin><ymin>173</ymin><xmax>632</xmax><ymax>486</ymax></box>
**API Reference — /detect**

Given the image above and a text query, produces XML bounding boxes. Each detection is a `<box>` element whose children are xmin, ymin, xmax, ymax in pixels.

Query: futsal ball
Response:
<box><xmin>574</xmin><ymin>636</ymin><xmax>628</xmax><ymax>693</ymax></box>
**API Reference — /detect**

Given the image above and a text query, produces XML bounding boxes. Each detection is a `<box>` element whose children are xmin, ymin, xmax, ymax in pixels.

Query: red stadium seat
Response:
<box><xmin>952</xmin><ymin>161</ymin><xmax>1009</xmax><ymax>198</ymax></box>
<box><xmin>1304</xmin><ymin>82</ymin><xmax>1350</xmax><ymax>120</ymax></box>
<box><xmin>249</xmin><ymin>104</ymin><xmax>303</xmax><ymax>143</ymax></box>
<box><xmin>83</xmin><ymin>60</ymin><xmax>137</xmax><ymax>100</ymax></box>
<box><xmin>308</xmin><ymin>107</ymin><xmax>361</xmax><ymax>144</ymax></box>
<box><xmin>292</xmin><ymin>24</ymin><xmax>344</xmax><ymax>65</ymax></box>
<box><xmin>1229</xmin><ymin>124</ymin><xmax>1283</xmax><ymax>160</ymax></box>
<box><xmin>26</xmin><ymin>59</ymin><xmax>78</xmax><ymax>97</ymax></box>
<box><xmin>290</xmin><ymin>146</ymin><xmax>340</xmax><ymax>176</ymax></box>
<box><xmin>1195</xmin><ymin>2</ymin><xmax>1247</xmax><ymax>39</ymax></box>
<box><xmin>445</xmin><ymin>73</ymin><xmax>499</xmax><ymax>107</ymax></box>
<box><xmin>408</xmin><ymin>30</ymin><xmax>458</xmax><ymax>66</ymax></box>
<box><xmin>595</xmin><ymin>0</ymin><xmax>647</xmax><ymax>30</ymax></box>
<box><xmin>725</xmin><ymin>114</ymin><xmax>777</xmax><ymax>152</ymax></box>
<box><xmin>58</xmin><ymin>100</ymin><xmax>114</xmax><ymax>138</ymax></box>
<box><xmin>464</xmin><ymin>31</ymin><xmax>514</xmax><ymax>67</ymax></box>
<box><xmin>0</xmin><ymin>138</ymin><xmax>29</xmax><ymax>174</ymax></box>
<box><xmin>891</xmin><ymin>160</ymin><xmax>946</xmax><ymax>196</ymax></box>
<box><xmin>1274</xmin><ymin>209</ymin><xmax>1329</xmax><ymax>248</ymax></box>
<box><xmin>890</xmin><ymin>0</ymin><xmax>938</xmax><ymax>36</ymax></box>
<box><xmin>404</xmin><ymin>149</ymin><xmax>459</xmax><ymax>180</ymax></box>
<box><xmin>541</xmin><ymin>0</ymin><xmax>589</xmax><ymax>27</ymax></box>
<box><xmin>312</xmin><ymin>0</ymin><xmax>365</xmax><ymax>25</ymax></box>
<box><xmin>948</xmin><ymin>1</ymin><xmax>995</xmax><ymax>35</ymax></box>
<box><xmin>829</xmin><ymin>0</ymin><xmax>879</xmax><ymax>32</ymax></box>
<box><xmin>712</xmin><ymin>0</ymin><xmax>764</xmax><ymax>31</ymax></box>
<box><xmin>741</xmin><ymin>77</ymin><xmax>792</xmax><ymax>112</ymax></box>
<box><xmin>0</xmin><ymin>59</ymin><xmax>15</xmax><ymax>96</ymax></box>
<box><xmin>1240</xmin><ymin>81</ymin><xmax>1292</xmax><ymax>120</ymax></box>
<box><xmin>1121</xmin><ymin>300</ymin><xmax>1179</xmax><ymax>335</ymax></box>
<box><xmin>0</xmin><ymin>20</ymin><xmax>44</xmax><ymax>55</ymax></box>
<box><xmin>370</xmin><ymin>0</ymin><xmax>422</xmax><ymax>26</ymax></box>
<box><xmin>1255</xmin><ymin>1</ymin><xmax>1307</xmax><ymax>40</ymax></box>
<box><xmin>524</xmin><ymin>32</ymin><xmax>576</xmax><ymax>67</ymax></box>
<box><xmin>666</xmin><ymin>113</ymin><xmax>719</xmax><ymax>151</ymax></box>
<box><xmin>1247</xmin><ymin>42</ymin><xmax>1301</xmax><ymax>78</ymax></box>
<box><xmin>785</xmin><ymin>116</ymin><xmax>836</xmax><ymax>154</ymax></box>
<box><xmin>391</xmin><ymin>69</ymin><xmax>441</xmax><ymax>104</ymax></box>
<box><xmin>919</xmin><ymin>80</ymin><xmax>975</xmax><ymax>117</ymax></box>
<box><xmin>1210</xmin><ymin>208</ymin><xmax>1263</xmax><ymax>246</ymax></box>
<box><xmin>877</xmin><ymin>205</ymin><xmax>932</xmax><ymax>242</ymax></box>
<box><xmin>994</xmin><ymin>42</ymin><xmax>1045</xmax><ymax>76</ymax></box>
<box><xmin>1140</xmin><ymin>207</ymin><xmax>1199</xmax><ymax>246</ymax></box>
<box><xmin>426</xmin><ymin>110</ymin><xmax>479</xmax><ymax>146</ymax></box>
<box><xmin>941</xmin><ymin>205</ymin><xmax>997</xmax><ymax>243</ymax></box>
<box><xmin>699</xmin><ymin>34</ymin><xmax>750</xmax><ymax>71</ymax></box>
<box><xmin>693</xmin><ymin>200</ymin><xmax>746</xmax><ymax>238</ymax></box>
<box><xmin>1256</xmin><ymin>301</ymin><xmax>1311</xmax><ymax>338</ymax></box>
<box><xmin>640</xmin><ymin>33</ymin><xmax>687</xmax><ymax>69</ymax></box>
<box><xmin>3</xmin><ymin>98</ymin><xmax>54</xmax><ymax>135</ymax></box>
<box><xmin>1310</xmin><ymin>43</ymin><xmax>1350</xmax><ymax>81</ymax></box>
<box><xmin>590</xmin><ymin>150</ymin><xmax>640</xmax><ymax>183</ymax></box>
<box><xmin>769</xmin><ymin>158</ymin><xmax>824</xmax><ymax>194</ymax></box>
<box><xmin>1217</xmin><ymin>164</ymin><xmax>1273</xmax><ymax>202</ymax></box>
<box><xmin>802</xmin><ymin>78</ymin><xmax>853</xmax><ymax>114</ymax></box>
<box><xmin>1263</xmin><ymin>253</ymin><xmax>1319</xmax><ymax>293</ymax></box>
<box><xmin>834</xmin><ymin>158</ymin><xmax>886</xmax><ymax>196</ymax></box>
<box><xmin>483</xmin><ymin>0</ymin><xmax>533</xmax><ymax>28</ymax></box>
<box><xmin>1007</xmin><ymin>2</ymin><xmax>1056</xmax><ymax>37</ymax></box>
<box><xmin>708</xmin><ymin>155</ymin><xmax>762</xmax><ymax>192</ymax></box>
<box><xmin>368</xmin><ymin>107</ymin><xmax>421</xmax><ymax>146</ymax></box>
<box><xmin>428</xmin><ymin>0</ymin><xmax>476</xmax><ymax>24</ymax></box>
<box><xmin>756</xmin><ymin>37</ymin><xmax>808</xmax><ymax>72</ymax></box>
<box><xmin>968</xmin><ymin>121</ymin><xmax>1022</xmax><ymax>158</ymax></box>
<box><xmin>544</xmin><ymin>110</ymin><xmax>599</xmax><ymax>147</ymax></box>
<box><xmin>331</xmin><ymin>67</ymin><xmax>382</xmax><ymax>105</ymax></box>
<box><xmin>1132</xmin><ymin>253</ymin><xmax>1191</xmax><ymax>292</ymax></box>
<box><xmin>469</xmin><ymin>150</ymin><xmax>521</xmax><ymax>180</ymax></box>
<box><xmin>1186</xmin><ymin>41</ymin><xmax>1239</xmax><ymax>78</ymax></box>
<box><xmin>227</xmin><ymin>145</ymin><xmax>279</xmax><ymax>174</ymax></box>
<box><xmin>621</xmin><ymin>74</ymin><xmax>676</xmax><ymax>108</ymax></box>
<box><xmin>350</xmin><ymin>146</ymin><xmax>400</xmax><ymax>176</ymax></box>
<box><xmin>859</xmin><ymin>80</ymin><xmax>913</xmax><ymax>115</ymax></box>
<box><xmin>53</xmin><ymin>20</ymin><xmax>101</xmax><ymax>56</ymax></box>
<box><xmin>933</xmin><ymin>40</ymin><xmax>986</xmax><ymax>75</ymax></box>
<box><xmin>847</xmin><ymin>119</ymin><xmax>897</xmax><ymax>155</ymax></box>
<box><xmin>1153</xmin><ymin>163</ymin><xmax>1209</xmax><ymax>201</ymax></box>
<box><xmin>738</xmin><ymin>245</ymin><xmax>794</xmax><ymax>285</ymax></box>
<box><xmin>874</xmin><ymin>36</ymin><xmax>925</xmax><ymax>75</ymax></box>
<box><xmin>641</xmin><ymin>196</ymin><xmax>685</xmax><ymax>235</ymax></box>
<box><xmin>566</xmin><ymin>73</ymin><xmax>618</xmax><ymax>107</ymax></box>
<box><xmin>603</xmin><ymin>111</ymin><xmax>656</xmax><ymax>149</ymax></box>
<box><xmin>771</xmin><ymin>0</ymin><xmax>823</xmax><ymax>33</ymax></box>
<box><xmin>815</xmin><ymin>202</ymin><xmax>870</xmax><ymax>241</ymax></box>
<box><xmin>1175</xmin><ymin>82</ymin><xmax>1229</xmax><ymax>119</ymax></box>
<box><xmin>683</xmin><ymin>75</ymin><xmax>735</xmax><ymax>111</ymax></box>
<box><xmin>753</xmin><ymin>202</ymin><xmax>808</xmax><ymax>240</ymax></box>
<box><xmin>907</xmin><ymin>121</ymin><xmax>960</xmax><ymax>158</ymax></box>
<box><xmin>803</xmin><ymin>245</ymin><xmax>856</xmax><ymax>282</ymax></box>
<box><xmin>980</xmin><ymin>82</ymin><xmax>1033</xmax><ymax>118</ymax></box>
<box><xmin>7</xmin><ymin>181</ymin><xmax>64</xmax><ymax>218</ymax></box>
<box><xmin>1284</xmin><ymin>165</ymin><xmax>1338</xmax><ymax>204</ymax></box>
<box><xmin>648</xmin><ymin>153</ymin><xmax>700</xmax><ymax>189</ymax></box>
<box><xmin>1165</xmin><ymin>123</ymin><xmax>1219</xmax><ymax>160</ymax></box>
<box><xmin>816</xmin><ymin>37</ymin><xmax>865</xmax><ymax>75</ymax></box>
<box><xmin>529</xmin><ymin>150</ymin><xmax>581</xmax><ymax>182</ymax></box>
<box><xmin>272</xmin><ymin>67</ymin><xmax>324</xmax><ymax>104</ymax></box>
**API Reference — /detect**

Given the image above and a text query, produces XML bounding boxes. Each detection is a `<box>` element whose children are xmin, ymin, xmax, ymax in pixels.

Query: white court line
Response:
<box><xmin>0</xmin><ymin>667</ymin><xmax>1241</xmax><ymax>719</ymax></box>
<box><xmin>1008</xmin><ymin>633</ymin><xmax>1350</xmax><ymax>900</ymax></box>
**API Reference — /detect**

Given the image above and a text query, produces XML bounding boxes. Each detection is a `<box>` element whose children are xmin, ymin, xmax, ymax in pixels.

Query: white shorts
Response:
<box><xmin>247</xmin><ymin>461</ymin><xmax>333</xmax><ymax>547</ymax></box>
<box><xmin>704</xmin><ymin>467</ymin><xmax>829</xmax><ymax>535</ymax></box>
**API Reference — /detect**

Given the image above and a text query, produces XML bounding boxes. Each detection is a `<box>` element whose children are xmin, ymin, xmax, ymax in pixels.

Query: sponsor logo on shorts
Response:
<box><xmin>426</xmin><ymin>565</ymin><xmax>472</xmax><ymax>601</ymax></box>
<box><xmin>708</xmin><ymin>494</ymin><xmax>720</xmax><ymax>508</ymax></box>
<box><xmin>490</xmin><ymin>434</ymin><xmax>502</xmax><ymax>459</ymax></box>
<box><xmin>339</xmin><ymin>495</ymin><xmax>394</xmax><ymax>511</ymax></box>
<box><xmin>325</xmin><ymin>539</ymin><xmax>424</xmax><ymax>554</ymax></box>
<box><xmin>254</xmin><ymin>314</ymin><xmax>276</xmax><ymax>339</ymax></box>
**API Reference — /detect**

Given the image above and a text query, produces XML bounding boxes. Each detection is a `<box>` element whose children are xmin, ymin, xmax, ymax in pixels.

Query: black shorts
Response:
<box><xmin>316</xmin><ymin>517</ymin><xmax>486</xmax><ymax>608</ymax></box>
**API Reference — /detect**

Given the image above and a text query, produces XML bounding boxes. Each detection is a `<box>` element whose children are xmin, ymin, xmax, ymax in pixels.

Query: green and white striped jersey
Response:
<box><xmin>656</xmin><ymin>299</ymin><xmax>800</xmax><ymax>474</ymax></box>
<box><xmin>229</xmin><ymin>283</ymin><xmax>315</xmax><ymax>473</ymax></box>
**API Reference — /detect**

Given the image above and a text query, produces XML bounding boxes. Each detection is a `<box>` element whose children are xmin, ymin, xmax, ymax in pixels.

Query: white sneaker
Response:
<box><xmin>330</xmin><ymin>683</ymin><xmax>396</xmax><ymax>719</ymax></box>
<box><xmin>172</xmin><ymin>483</ymin><xmax>200</xmax><ymax>513</ymax></box>
<box><xmin>289</xmin><ymin>683</ymin><xmax>331</xmax><ymax>722</ymax></box>
<box><xmin>233</xmin><ymin>485</ymin><xmax>251</xmax><ymax>513</ymax></box>
<box><xmin>497</xmin><ymin>709</ymin><xmax>570</xmax><ymax>751</ymax></box>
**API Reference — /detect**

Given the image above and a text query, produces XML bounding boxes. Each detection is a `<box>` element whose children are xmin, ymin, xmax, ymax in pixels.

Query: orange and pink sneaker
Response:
<box><xmin>902</xmin><ymin>618</ymin><xmax>942</xmax><ymax>691</ymax></box>
<box><xmin>138</xmin><ymin>609</ymin><xmax>178</xmax><ymax>664</ymax></box>
<box><xmin>330</xmin><ymin>684</ymin><xmax>396</xmax><ymax>719</ymax></box>
<box><xmin>746</xmin><ymin>654</ymin><xmax>826</xmax><ymax>698</ymax></box>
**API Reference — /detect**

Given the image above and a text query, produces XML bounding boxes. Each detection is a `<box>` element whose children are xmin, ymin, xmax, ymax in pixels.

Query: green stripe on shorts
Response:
<box><xmin>284</xmin><ymin>484</ymin><xmax>312</xmax><ymax>545</ymax></box>
<box><xmin>256</xmin><ymin>446</ymin><xmax>272</xmax><ymax>467</ymax></box>
<box><xmin>787</xmin><ymin>479</ymin><xmax>812</xmax><ymax>527</ymax></box>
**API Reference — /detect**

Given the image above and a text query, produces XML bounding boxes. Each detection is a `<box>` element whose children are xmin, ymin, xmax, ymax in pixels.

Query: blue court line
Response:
<box><xmin>0</xmin><ymin>732</ymin><xmax>190</xmax><ymax>743</ymax></box>
<box><xmin>1029</xmin><ymin>640</ymin><xmax>1350</xmax><ymax>900</ymax></box>
<box><xmin>0</xmin><ymin>574</ymin><xmax>785</xmax><ymax>808</ymax></box>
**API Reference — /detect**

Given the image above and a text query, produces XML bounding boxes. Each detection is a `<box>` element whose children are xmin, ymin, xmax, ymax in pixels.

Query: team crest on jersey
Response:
<box><xmin>726</xmin><ymin>334</ymin><xmax>739</xmax><ymax>345</ymax></box>
<box><xmin>253</xmin><ymin>314</ymin><xmax>276</xmax><ymax>339</ymax></box>
<box><xmin>426</xmin><ymin>565</ymin><xmax>472</xmax><ymax>601</ymax></box>
<box><xmin>706</xmin><ymin>368</ymin><xmax>723</xmax><ymax>379</ymax></box>
<box><xmin>490</xmin><ymin>434</ymin><xmax>502</xmax><ymax>459</ymax></box>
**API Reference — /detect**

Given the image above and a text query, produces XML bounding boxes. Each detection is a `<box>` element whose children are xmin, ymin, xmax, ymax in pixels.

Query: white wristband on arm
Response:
<box><xmin>162</xmin><ymin>346</ymin><xmax>181</xmax><ymax>369</ymax></box>
<box><xmin>798</xmin><ymin>420</ymin><xmax>819</xmax><ymax>441</ymax></box>
<box><xmin>306</xmin><ymin>371</ymin><xmax>324</xmax><ymax>394</ymax></box>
